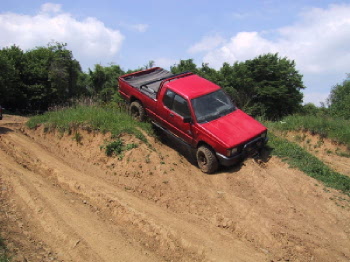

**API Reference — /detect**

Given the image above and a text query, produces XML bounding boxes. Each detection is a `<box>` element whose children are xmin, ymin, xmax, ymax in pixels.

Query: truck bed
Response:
<box><xmin>120</xmin><ymin>68</ymin><xmax>174</xmax><ymax>99</ymax></box>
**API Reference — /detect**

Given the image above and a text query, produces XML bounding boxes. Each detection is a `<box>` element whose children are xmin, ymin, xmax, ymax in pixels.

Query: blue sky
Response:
<box><xmin>1</xmin><ymin>0</ymin><xmax>350</xmax><ymax>105</ymax></box>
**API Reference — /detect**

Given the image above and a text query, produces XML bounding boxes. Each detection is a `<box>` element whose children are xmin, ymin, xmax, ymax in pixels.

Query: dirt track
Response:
<box><xmin>1</xmin><ymin>114</ymin><xmax>350</xmax><ymax>262</ymax></box>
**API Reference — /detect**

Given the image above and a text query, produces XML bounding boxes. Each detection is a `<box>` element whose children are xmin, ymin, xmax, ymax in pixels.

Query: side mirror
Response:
<box><xmin>183</xmin><ymin>117</ymin><xmax>192</xmax><ymax>123</ymax></box>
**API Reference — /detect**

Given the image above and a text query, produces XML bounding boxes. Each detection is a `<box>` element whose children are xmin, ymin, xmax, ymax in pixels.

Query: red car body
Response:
<box><xmin>118</xmin><ymin>67</ymin><xmax>267</xmax><ymax>172</ymax></box>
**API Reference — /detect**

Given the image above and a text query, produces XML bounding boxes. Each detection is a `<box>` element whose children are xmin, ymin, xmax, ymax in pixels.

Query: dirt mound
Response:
<box><xmin>282</xmin><ymin>130</ymin><xmax>350</xmax><ymax>177</ymax></box>
<box><xmin>1</xmin><ymin>114</ymin><xmax>350</xmax><ymax>261</ymax></box>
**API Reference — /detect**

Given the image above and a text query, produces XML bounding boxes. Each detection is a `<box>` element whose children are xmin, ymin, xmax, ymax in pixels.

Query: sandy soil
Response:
<box><xmin>1</xmin><ymin>114</ymin><xmax>350</xmax><ymax>262</ymax></box>
<box><xmin>282</xmin><ymin>130</ymin><xmax>350</xmax><ymax>177</ymax></box>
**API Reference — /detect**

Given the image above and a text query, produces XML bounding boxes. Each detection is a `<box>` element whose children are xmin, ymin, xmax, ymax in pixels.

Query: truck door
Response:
<box><xmin>161</xmin><ymin>89</ymin><xmax>193</xmax><ymax>144</ymax></box>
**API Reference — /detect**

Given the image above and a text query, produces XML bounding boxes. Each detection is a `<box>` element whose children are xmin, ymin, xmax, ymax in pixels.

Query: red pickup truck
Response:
<box><xmin>118</xmin><ymin>67</ymin><xmax>268</xmax><ymax>173</ymax></box>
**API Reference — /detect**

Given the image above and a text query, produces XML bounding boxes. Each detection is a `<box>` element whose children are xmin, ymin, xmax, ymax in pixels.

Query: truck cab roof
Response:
<box><xmin>119</xmin><ymin>67</ymin><xmax>220</xmax><ymax>101</ymax></box>
<box><xmin>165</xmin><ymin>74</ymin><xmax>220</xmax><ymax>100</ymax></box>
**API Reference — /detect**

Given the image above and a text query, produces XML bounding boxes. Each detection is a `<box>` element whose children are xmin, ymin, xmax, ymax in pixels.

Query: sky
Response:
<box><xmin>1</xmin><ymin>0</ymin><xmax>350</xmax><ymax>105</ymax></box>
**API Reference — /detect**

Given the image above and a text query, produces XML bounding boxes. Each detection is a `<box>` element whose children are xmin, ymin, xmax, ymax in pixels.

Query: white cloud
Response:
<box><xmin>202</xmin><ymin>32</ymin><xmax>277</xmax><ymax>68</ymax></box>
<box><xmin>193</xmin><ymin>4</ymin><xmax>350</xmax><ymax>102</ymax></box>
<box><xmin>40</xmin><ymin>3</ymin><xmax>61</xmax><ymax>13</ymax></box>
<box><xmin>201</xmin><ymin>4</ymin><xmax>350</xmax><ymax>74</ymax></box>
<box><xmin>188</xmin><ymin>35</ymin><xmax>226</xmax><ymax>54</ymax></box>
<box><xmin>0</xmin><ymin>3</ymin><xmax>124</xmax><ymax>70</ymax></box>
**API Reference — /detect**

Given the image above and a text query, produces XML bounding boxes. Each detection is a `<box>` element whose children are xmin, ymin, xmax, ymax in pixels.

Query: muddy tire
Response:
<box><xmin>196</xmin><ymin>145</ymin><xmax>218</xmax><ymax>174</ymax></box>
<box><xmin>130</xmin><ymin>101</ymin><xmax>145</xmax><ymax>122</ymax></box>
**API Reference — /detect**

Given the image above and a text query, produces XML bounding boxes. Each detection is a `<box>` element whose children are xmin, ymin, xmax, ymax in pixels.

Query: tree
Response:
<box><xmin>170</xmin><ymin>59</ymin><xmax>198</xmax><ymax>74</ymax></box>
<box><xmin>223</xmin><ymin>53</ymin><xmax>305</xmax><ymax>119</ymax></box>
<box><xmin>198</xmin><ymin>63</ymin><xmax>221</xmax><ymax>83</ymax></box>
<box><xmin>23</xmin><ymin>42</ymin><xmax>85</xmax><ymax>111</ymax></box>
<box><xmin>299</xmin><ymin>103</ymin><xmax>320</xmax><ymax>116</ymax></box>
<box><xmin>88</xmin><ymin>64</ymin><xmax>125</xmax><ymax>102</ymax></box>
<box><xmin>0</xmin><ymin>45</ymin><xmax>27</xmax><ymax>110</ymax></box>
<box><xmin>0</xmin><ymin>42</ymin><xmax>86</xmax><ymax>112</ymax></box>
<box><xmin>48</xmin><ymin>42</ymin><xmax>84</xmax><ymax>100</ymax></box>
<box><xmin>328</xmin><ymin>76</ymin><xmax>350</xmax><ymax>119</ymax></box>
<box><xmin>218</xmin><ymin>62</ymin><xmax>255</xmax><ymax>111</ymax></box>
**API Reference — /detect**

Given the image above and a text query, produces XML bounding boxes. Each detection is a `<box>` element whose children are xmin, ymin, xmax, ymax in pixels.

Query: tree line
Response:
<box><xmin>0</xmin><ymin>42</ymin><xmax>348</xmax><ymax>120</ymax></box>
<box><xmin>0</xmin><ymin>42</ymin><xmax>126</xmax><ymax>113</ymax></box>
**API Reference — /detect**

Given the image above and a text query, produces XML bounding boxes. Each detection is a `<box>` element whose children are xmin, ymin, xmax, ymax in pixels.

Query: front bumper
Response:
<box><xmin>216</xmin><ymin>136</ymin><xmax>268</xmax><ymax>167</ymax></box>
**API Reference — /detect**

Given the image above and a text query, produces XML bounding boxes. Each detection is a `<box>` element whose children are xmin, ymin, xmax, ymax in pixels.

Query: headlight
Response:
<box><xmin>227</xmin><ymin>147</ymin><xmax>238</xmax><ymax>157</ymax></box>
<box><xmin>260</xmin><ymin>132</ymin><xmax>267</xmax><ymax>138</ymax></box>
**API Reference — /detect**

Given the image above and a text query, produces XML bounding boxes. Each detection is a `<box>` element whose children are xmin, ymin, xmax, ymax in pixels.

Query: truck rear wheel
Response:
<box><xmin>130</xmin><ymin>101</ymin><xmax>145</xmax><ymax>122</ymax></box>
<box><xmin>196</xmin><ymin>145</ymin><xmax>218</xmax><ymax>174</ymax></box>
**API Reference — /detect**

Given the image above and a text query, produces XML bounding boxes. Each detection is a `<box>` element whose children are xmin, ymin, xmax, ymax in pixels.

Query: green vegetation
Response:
<box><xmin>3</xmin><ymin>40</ymin><xmax>350</xmax><ymax>196</ymax></box>
<box><xmin>72</xmin><ymin>131</ymin><xmax>83</xmax><ymax>144</ymax></box>
<box><xmin>0</xmin><ymin>237</ymin><xmax>10</xmax><ymax>262</ymax></box>
<box><xmin>0</xmin><ymin>43</ymin><xmax>86</xmax><ymax>113</ymax></box>
<box><xmin>27</xmin><ymin>105</ymin><xmax>153</xmax><ymax>144</ymax></box>
<box><xmin>266</xmin><ymin>115</ymin><xmax>350</xmax><ymax>147</ymax></box>
<box><xmin>171</xmin><ymin>54</ymin><xmax>305</xmax><ymax>119</ymax></box>
<box><xmin>328</xmin><ymin>77</ymin><xmax>350</xmax><ymax>119</ymax></box>
<box><xmin>101</xmin><ymin>139</ymin><xmax>138</xmax><ymax>158</ymax></box>
<box><xmin>0</xmin><ymin>43</ymin><xmax>126</xmax><ymax>113</ymax></box>
<box><xmin>1</xmin><ymin>41</ymin><xmax>304</xmax><ymax>120</ymax></box>
<box><xmin>88</xmin><ymin>64</ymin><xmax>125</xmax><ymax>103</ymax></box>
<box><xmin>268</xmin><ymin>133</ymin><xmax>350</xmax><ymax>196</ymax></box>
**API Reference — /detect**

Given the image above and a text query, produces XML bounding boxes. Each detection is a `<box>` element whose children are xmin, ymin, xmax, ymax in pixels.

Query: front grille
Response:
<box><xmin>243</xmin><ymin>137</ymin><xmax>264</xmax><ymax>156</ymax></box>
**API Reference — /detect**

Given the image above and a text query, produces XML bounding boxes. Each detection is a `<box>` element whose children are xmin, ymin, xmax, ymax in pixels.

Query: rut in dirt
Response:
<box><xmin>0</xmin><ymin>121</ymin><xmax>263</xmax><ymax>262</ymax></box>
<box><xmin>1</xmin><ymin>116</ymin><xmax>350</xmax><ymax>262</ymax></box>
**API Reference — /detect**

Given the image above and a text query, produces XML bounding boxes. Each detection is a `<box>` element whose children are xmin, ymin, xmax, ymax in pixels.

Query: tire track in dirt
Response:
<box><xmin>0</xmin><ymin>119</ymin><xmax>264</xmax><ymax>262</ymax></box>
<box><xmin>2</xmin><ymin>115</ymin><xmax>350</xmax><ymax>261</ymax></box>
<box><xmin>0</xmin><ymin>136</ymin><xmax>160</xmax><ymax>262</ymax></box>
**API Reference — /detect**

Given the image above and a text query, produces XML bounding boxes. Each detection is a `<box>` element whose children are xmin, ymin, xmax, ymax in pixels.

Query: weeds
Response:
<box><xmin>294</xmin><ymin>134</ymin><xmax>306</xmax><ymax>143</ymax></box>
<box><xmin>102</xmin><ymin>139</ymin><xmax>124</xmax><ymax>156</ymax></box>
<box><xmin>336</xmin><ymin>151</ymin><xmax>350</xmax><ymax>158</ymax></box>
<box><xmin>0</xmin><ymin>237</ymin><xmax>10</xmax><ymax>262</ymax></box>
<box><xmin>266</xmin><ymin>115</ymin><xmax>350</xmax><ymax>147</ymax></box>
<box><xmin>101</xmin><ymin>138</ymin><xmax>138</xmax><ymax>159</ymax></box>
<box><xmin>72</xmin><ymin>132</ymin><xmax>83</xmax><ymax>144</ymax></box>
<box><xmin>125</xmin><ymin>143</ymin><xmax>138</xmax><ymax>151</ymax></box>
<box><xmin>268</xmin><ymin>133</ymin><xmax>350</xmax><ymax>196</ymax></box>
<box><xmin>27</xmin><ymin>105</ymin><xmax>153</xmax><ymax>144</ymax></box>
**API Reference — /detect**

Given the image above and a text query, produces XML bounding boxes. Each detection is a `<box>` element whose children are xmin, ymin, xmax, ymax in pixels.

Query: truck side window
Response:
<box><xmin>173</xmin><ymin>95</ymin><xmax>190</xmax><ymax>118</ymax></box>
<box><xmin>163</xmin><ymin>89</ymin><xmax>175</xmax><ymax>109</ymax></box>
<box><xmin>163</xmin><ymin>89</ymin><xmax>190</xmax><ymax>118</ymax></box>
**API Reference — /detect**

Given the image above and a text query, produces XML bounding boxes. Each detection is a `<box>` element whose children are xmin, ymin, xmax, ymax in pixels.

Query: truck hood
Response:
<box><xmin>200</xmin><ymin>109</ymin><xmax>267</xmax><ymax>148</ymax></box>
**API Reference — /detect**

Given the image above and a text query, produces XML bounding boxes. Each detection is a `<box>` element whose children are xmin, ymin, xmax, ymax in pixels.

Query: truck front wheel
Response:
<box><xmin>196</xmin><ymin>145</ymin><xmax>218</xmax><ymax>174</ymax></box>
<box><xmin>130</xmin><ymin>101</ymin><xmax>145</xmax><ymax>122</ymax></box>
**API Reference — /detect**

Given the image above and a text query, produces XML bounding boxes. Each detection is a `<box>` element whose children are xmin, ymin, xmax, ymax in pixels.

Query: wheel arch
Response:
<box><xmin>129</xmin><ymin>96</ymin><xmax>141</xmax><ymax>104</ymax></box>
<box><xmin>196</xmin><ymin>141</ymin><xmax>215</xmax><ymax>152</ymax></box>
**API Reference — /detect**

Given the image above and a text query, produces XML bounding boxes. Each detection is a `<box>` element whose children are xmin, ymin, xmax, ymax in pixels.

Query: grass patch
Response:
<box><xmin>268</xmin><ymin>132</ymin><xmax>350</xmax><ymax>196</ymax></box>
<box><xmin>266</xmin><ymin>115</ymin><xmax>350</xmax><ymax>147</ymax></box>
<box><xmin>100</xmin><ymin>139</ymin><xmax>138</xmax><ymax>159</ymax></box>
<box><xmin>336</xmin><ymin>151</ymin><xmax>350</xmax><ymax>158</ymax></box>
<box><xmin>0</xmin><ymin>237</ymin><xmax>10</xmax><ymax>262</ymax></box>
<box><xmin>27</xmin><ymin>105</ymin><xmax>153</xmax><ymax>144</ymax></box>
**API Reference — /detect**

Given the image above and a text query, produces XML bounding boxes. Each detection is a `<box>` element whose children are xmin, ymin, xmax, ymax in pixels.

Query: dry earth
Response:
<box><xmin>1</xmin><ymin>114</ymin><xmax>350</xmax><ymax>262</ymax></box>
<box><xmin>283</xmin><ymin>130</ymin><xmax>350</xmax><ymax>177</ymax></box>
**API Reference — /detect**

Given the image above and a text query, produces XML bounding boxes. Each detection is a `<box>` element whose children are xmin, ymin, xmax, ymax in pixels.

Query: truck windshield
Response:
<box><xmin>192</xmin><ymin>90</ymin><xmax>236</xmax><ymax>123</ymax></box>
